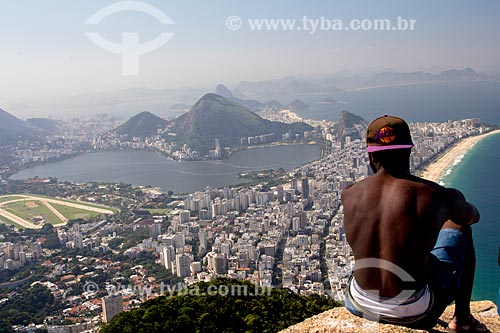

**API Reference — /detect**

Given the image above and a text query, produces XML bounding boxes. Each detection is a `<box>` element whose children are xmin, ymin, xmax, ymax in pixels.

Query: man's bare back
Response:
<box><xmin>342</xmin><ymin>170</ymin><xmax>471</xmax><ymax>297</ymax></box>
<box><xmin>342</xmin><ymin>115</ymin><xmax>486</xmax><ymax>331</ymax></box>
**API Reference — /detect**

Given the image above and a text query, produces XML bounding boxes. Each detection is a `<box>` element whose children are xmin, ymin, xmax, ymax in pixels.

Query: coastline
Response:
<box><xmin>420</xmin><ymin>129</ymin><xmax>500</xmax><ymax>182</ymax></box>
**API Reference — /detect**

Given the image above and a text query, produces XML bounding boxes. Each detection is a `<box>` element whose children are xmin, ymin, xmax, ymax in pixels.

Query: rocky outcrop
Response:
<box><xmin>280</xmin><ymin>301</ymin><xmax>499</xmax><ymax>333</ymax></box>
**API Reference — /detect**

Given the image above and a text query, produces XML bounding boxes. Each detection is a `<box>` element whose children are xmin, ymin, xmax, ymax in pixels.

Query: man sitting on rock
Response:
<box><xmin>342</xmin><ymin>115</ymin><xmax>489</xmax><ymax>332</ymax></box>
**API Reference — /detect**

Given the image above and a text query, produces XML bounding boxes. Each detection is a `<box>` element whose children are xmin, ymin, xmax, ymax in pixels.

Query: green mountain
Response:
<box><xmin>115</xmin><ymin>111</ymin><xmax>168</xmax><ymax>138</ymax></box>
<box><xmin>173</xmin><ymin>94</ymin><xmax>312</xmax><ymax>154</ymax></box>
<box><xmin>0</xmin><ymin>107</ymin><xmax>35</xmax><ymax>146</ymax></box>
<box><xmin>101</xmin><ymin>278</ymin><xmax>339</xmax><ymax>333</ymax></box>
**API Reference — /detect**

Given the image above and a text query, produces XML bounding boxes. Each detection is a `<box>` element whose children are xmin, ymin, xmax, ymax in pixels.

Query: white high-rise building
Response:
<box><xmin>214</xmin><ymin>138</ymin><xmax>222</xmax><ymax>158</ymax></box>
<box><xmin>211</xmin><ymin>202</ymin><xmax>220</xmax><ymax>217</ymax></box>
<box><xmin>102</xmin><ymin>294</ymin><xmax>123</xmax><ymax>323</ymax></box>
<box><xmin>162</xmin><ymin>246</ymin><xmax>176</xmax><ymax>272</ymax></box>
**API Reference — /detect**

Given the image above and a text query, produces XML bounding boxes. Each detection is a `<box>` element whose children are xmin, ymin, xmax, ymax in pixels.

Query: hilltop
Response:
<box><xmin>172</xmin><ymin>93</ymin><xmax>312</xmax><ymax>154</ymax></box>
<box><xmin>0</xmin><ymin>108</ymin><xmax>35</xmax><ymax>146</ymax></box>
<box><xmin>0</xmin><ymin>108</ymin><xmax>63</xmax><ymax>147</ymax></box>
<box><xmin>336</xmin><ymin>110</ymin><xmax>367</xmax><ymax>141</ymax></box>
<box><xmin>24</xmin><ymin>118</ymin><xmax>61</xmax><ymax>133</ymax></box>
<box><xmin>114</xmin><ymin>111</ymin><xmax>168</xmax><ymax>138</ymax></box>
<box><xmin>112</xmin><ymin>94</ymin><xmax>313</xmax><ymax>156</ymax></box>
<box><xmin>101</xmin><ymin>278</ymin><xmax>340</xmax><ymax>333</ymax></box>
<box><xmin>280</xmin><ymin>300</ymin><xmax>499</xmax><ymax>333</ymax></box>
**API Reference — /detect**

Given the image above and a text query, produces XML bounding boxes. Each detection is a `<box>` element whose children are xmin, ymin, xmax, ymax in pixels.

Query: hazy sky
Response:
<box><xmin>1</xmin><ymin>0</ymin><xmax>499</xmax><ymax>104</ymax></box>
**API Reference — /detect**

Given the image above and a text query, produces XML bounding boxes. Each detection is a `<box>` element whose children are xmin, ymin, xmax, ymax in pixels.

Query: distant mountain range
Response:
<box><xmin>321</xmin><ymin>67</ymin><xmax>492</xmax><ymax>91</ymax></box>
<box><xmin>8</xmin><ymin>67</ymin><xmax>493</xmax><ymax>120</ymax></box>
<box><xmin>212</xmin><ymin>68</ymin><xmax>493</xmax><ymax>104</ymax></box>
<box><xmin>234</xmin><ymin>75</ymin><xmax>341</xmax><ymax>102</ymax></box>
<box><xmin>115</xmin><ymin>94</ymin><xmax>313</xmax><ymax>155</ymax></box>
<box><xmin>370</xmin><ymin>67</ymin><xmax>489</xmax><ymax>82</ymax></box>
<box><xmin>0</xmin><ymin>108</ymin><xmax>60</xmax><ymax>147</ymax></box>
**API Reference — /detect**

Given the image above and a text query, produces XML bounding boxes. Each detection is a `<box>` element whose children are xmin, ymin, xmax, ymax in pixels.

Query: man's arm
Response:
<box><xmin>446</xmin><ymin>188</ymin><xmax>480</xmax><ymax>226</ymax></box>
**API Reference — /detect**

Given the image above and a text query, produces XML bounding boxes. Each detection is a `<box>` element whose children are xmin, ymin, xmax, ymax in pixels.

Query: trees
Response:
<box><xmin>107</xmin><ymin>238</ymin><xmax>122</xmax><ymax>250</ymax></box>
<box><xmin>102</xmin><ymin>278</ymin><xmax>339</xmax><ymax>333</ymax></box>
<box><xmin>0</xmin><ymin>284</ymin><xmax>58</xmax><ymax>328</ymax></box>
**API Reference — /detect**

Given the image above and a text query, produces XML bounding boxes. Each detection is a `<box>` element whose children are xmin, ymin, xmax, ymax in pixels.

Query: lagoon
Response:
<box><xmin>11</xmin><ymin>144</ymin><xmax>321</xmax><ymax>194</ymax></box>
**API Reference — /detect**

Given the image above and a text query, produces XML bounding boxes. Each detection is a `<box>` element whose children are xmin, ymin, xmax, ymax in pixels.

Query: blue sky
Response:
<box><xmin>1</xmin><ymin>0</ymin><xmax>499</xmax><ymax>103</ymax></box>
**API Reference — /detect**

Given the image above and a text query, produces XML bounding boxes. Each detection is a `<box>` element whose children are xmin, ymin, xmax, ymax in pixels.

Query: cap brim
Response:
<box><xmin>367</xmin><ymin>144</ymin><xmax>414</xmax><ymax>153</ymax></box>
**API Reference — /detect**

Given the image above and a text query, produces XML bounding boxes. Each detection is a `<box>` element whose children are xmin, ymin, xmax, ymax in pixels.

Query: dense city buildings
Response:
<box><xmin>0</xmin><ymin>115</ymin><xmax>489</xmax><ymax>332</ymax></box>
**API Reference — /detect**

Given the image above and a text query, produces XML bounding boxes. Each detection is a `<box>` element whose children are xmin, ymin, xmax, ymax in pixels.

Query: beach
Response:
<box><xmin>420</xmin><ymin>129</ymin><xmax>500</xmax><ymax>182</ymax></box>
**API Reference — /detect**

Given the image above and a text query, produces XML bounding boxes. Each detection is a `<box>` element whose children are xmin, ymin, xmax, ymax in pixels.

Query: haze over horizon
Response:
<box><xmin>1</xmin><ymin>0</ymin><xmax>500</xmax><ymax>118</ymax></box>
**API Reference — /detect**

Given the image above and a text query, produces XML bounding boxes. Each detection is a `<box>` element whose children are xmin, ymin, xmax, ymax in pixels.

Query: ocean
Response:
<box><xmin>441</xmin><ymin>133</ymin><xmax>500</xmax><ymax>303</ymax></box>
<box><xmin>295</xmin><ymin>81</ymin><xmax>500</xmax><ymax>124</ymax></box>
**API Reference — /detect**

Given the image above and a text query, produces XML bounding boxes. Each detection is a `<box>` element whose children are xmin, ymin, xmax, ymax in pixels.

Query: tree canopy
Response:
<box><xmin>102</xmin><ymin>278</ymin><xmax>339</xmax><ymax>333</ymax></box>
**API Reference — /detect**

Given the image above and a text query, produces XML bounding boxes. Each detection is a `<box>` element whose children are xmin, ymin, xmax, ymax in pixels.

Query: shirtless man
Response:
<box><xmin>342</xmin><ymin>115</ymin><xmax>489</xmax><ymax>332</ymax></box>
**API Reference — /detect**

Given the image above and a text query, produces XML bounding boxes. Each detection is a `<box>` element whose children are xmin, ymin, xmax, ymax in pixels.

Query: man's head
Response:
<box><xmin>366</xmin><ymin>115</ymin><xmax>414</xmax><ymax>174</ymax></box>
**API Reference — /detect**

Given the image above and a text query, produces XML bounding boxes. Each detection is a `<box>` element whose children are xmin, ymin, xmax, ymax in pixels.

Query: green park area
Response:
<box><xmin>2</xmin><ymin>200</ymin><xmax>65</xmax><ymax>226</ymax></box>
<box><xmin>50</xmin><ymin>203</ymin><xmax>102</xmax><ymax>221</ymax></box>
<box><xmin>0</xmin><ymin>195</ymin><xmax>25</xmax><ymax>203</ymax></box>
<box><xmin>24</xmin><ymin>194</ymin><xmax>120</xmax><ymax>214</ymax></box>
<box><xmin>0</xmin><ymin>215</ymin><xmax>23</xmax><ymax>229</ymax></box>
<box><xmin>145</xmin><ymin>208</ymin><xmax>168</xmax><ymax>215</ymax></box>
<box><xmin>0</xmin><ymin>194</ymin><xmax>118</xmax><ymax>229</ymax></box>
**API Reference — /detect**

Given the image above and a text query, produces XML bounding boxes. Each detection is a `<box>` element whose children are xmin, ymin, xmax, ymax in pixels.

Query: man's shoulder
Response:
<box><xmin>397</xmin><ymin>175</ymin><xmax>458</xmax><ymax>208</ymax></box>
<box><xmin>342</xmin><ymin>174</ymin><xmax>450</xmax><ymax>200</ymax></box>
<box><xmin>342</xmin><ymin>177</ymin><xmax>369</xmax><ymax>193</ymax></box>
<box><xmin>406</xmin><ymin>175</ymin><xmax>448</xmax><ymax>193</ymax></box>
<box><xmin>341</xmin><ymin>177</ymin><xmax>374</xmax><ymax>203</ymax></box>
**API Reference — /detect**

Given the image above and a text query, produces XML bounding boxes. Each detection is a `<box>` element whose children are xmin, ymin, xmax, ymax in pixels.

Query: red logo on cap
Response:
<box><xmin>374</xmin><ymin>126</ymin><xmax>395</xmax><ymax>143</ymax></box>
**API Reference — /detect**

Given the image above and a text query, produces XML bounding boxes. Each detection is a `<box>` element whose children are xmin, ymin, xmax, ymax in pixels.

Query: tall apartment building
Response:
<box><xmin>102</xmin><ymin>294</ymin><xmax>123</xmax><ymax>323</ymax></box>
<box><xmin>175</xmin><ymin>253</ymin><xmax>192</xmax><ymax>277</ymax></box>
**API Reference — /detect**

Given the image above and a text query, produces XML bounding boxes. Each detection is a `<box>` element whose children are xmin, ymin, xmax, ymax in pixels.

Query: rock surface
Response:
<box><xmin>280</xmin><ymin>301</ymin><xmax>499</xmax><ymax>333</ymax></box>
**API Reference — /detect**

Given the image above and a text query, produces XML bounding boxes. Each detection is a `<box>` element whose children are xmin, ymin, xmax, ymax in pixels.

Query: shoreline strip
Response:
<box><xmin>420</xmin><ymin>129</ymin><xmax>500</xmax><ymax>182</ymax></box>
